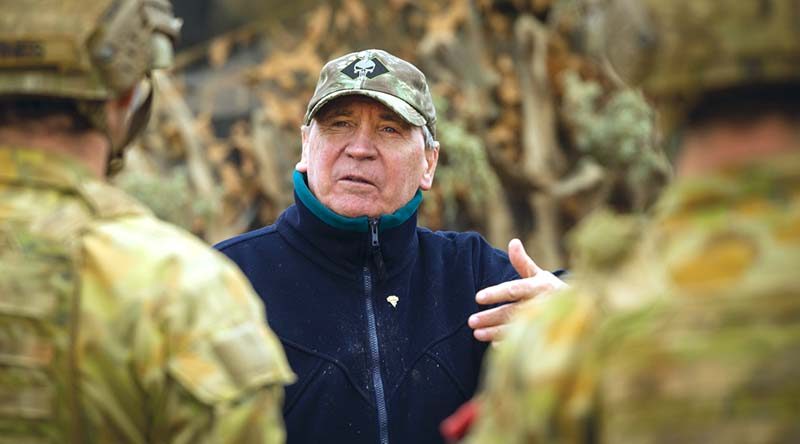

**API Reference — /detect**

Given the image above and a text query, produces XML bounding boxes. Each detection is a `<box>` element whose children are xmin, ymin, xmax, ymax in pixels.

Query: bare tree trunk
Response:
<box><xmin>152</xmin><ymin>71</ymin><xmax>227</xmax><ymax>240</ymax></box>
<box><xmin>251</xmin><ymin>108</ymin><xmax>290</xmax><ymax>209</ymax></box>
<box><xmin>515</xmin><ymin>15</ymin><xmax>564</xmax><ymax>268</ymax></box>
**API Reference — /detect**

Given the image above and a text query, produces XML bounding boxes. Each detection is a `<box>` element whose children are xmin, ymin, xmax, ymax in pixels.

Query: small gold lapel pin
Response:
<box><xmin>387</xmin><ymin>295</ymin><xmax>399</xmax><ymax>308</ymax></box>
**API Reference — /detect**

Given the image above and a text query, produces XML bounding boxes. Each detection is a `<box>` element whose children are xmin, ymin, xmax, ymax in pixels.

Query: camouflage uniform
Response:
<box><xmin>465</xmin><ymin>152</ymin><xmax>800</xmax><ymax>444</ymax></box>
<box><xmin>0</xmin><ymin>2</ymin><xmax>294</xmax><ymax>440</ymax></box>
<box><xmin>464</xmin><ymin>0</ymin><xmax>800</xmax><ymax>441</ymax></box>
<box><xmin>0</xmin><ymin>146</ymin><xmax>295</xmax><ymax>443</ymax></box>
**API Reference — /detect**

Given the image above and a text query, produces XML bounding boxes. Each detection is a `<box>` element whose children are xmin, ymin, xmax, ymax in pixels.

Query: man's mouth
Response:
<box><xmin>341</xmin><ymin>175</ymin><xmax>375</xmax><ymax>186</ymax></box>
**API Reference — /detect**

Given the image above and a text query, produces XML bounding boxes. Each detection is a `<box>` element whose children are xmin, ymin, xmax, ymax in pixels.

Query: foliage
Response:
<box><xmin>431</xmin><ymin>96</ymin><xmax>499</xmax><ymax>229</ymax></box>
<box><xmin>560</xmin><ymin>70</ymin><xmax>671</xmax><ymax>210</ymax></box>
<box><xmin>115</xmin><ymin>166</ymin><xmax>221</xmax><ymax>234</ymax></box>
<box><xmin>118</xmin><ymin>0</ymin><xmax>671</xmax><ymax>267</ymax></box>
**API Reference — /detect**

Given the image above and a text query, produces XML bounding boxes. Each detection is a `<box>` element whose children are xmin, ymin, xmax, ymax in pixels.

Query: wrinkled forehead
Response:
<box><xmin>313</xmin><ymin>95</ymin><xmax>413</xmax><ymax>125</ymax></box>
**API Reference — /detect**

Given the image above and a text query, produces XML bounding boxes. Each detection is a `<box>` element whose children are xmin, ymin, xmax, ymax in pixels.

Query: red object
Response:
<box><xmin>440</xmin><ymin>399</ymin><xmax>480</xmax><ymax>443</ymax></box>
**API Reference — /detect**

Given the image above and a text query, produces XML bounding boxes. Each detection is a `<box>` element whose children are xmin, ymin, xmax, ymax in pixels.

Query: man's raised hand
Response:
<box><xmin>468</xmin><ymin>239</ymin><xmax>567</xmax><ymax>342</ymax></box>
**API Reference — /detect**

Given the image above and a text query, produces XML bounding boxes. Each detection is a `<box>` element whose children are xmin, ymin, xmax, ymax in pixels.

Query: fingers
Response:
<box><xmin>468</xmin><ymin>303</ymin><xmax>518</xmax><ymax>332</ymax></box>
<box><xmin>470</xmin><ymin>239</ymin><xmax>567</xmax><ymax>343</ymax></box>
<box><xmin>472</xmin><ymin>324</ymin><xmax>508</xmax><ymax>343</ymax></box>
<box><xmin>476</xmin><ymin>277</ymin><xmax>560</xmax><ymax>305</ymax></box>
<box><xmin>508</xmin><ymin>238</ymin><xmax>542</xmax><ymax>279</ymax></box>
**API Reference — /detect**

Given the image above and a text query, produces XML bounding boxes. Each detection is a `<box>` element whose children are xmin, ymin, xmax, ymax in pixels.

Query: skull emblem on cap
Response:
<box><xmin>354</xmin><ymin>57</ymin><xmax>376</xmax><ymax>80</ymax></box>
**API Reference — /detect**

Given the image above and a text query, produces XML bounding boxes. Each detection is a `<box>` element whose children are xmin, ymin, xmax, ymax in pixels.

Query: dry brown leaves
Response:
<box><xmin>120</xmin><ymin>0</ymin><xmax>666</xmax><ymax>268</ymax></box>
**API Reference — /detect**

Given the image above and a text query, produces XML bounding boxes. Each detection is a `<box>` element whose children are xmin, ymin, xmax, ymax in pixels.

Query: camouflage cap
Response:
<box><xmin>304</xmin><ymin>49</ymin><xmax>437</xmax><ymax>138</ymax></box>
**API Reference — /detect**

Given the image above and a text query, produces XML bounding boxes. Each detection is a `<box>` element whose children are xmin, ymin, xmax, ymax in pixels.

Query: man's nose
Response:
<box><xmin>344</xmin><ymin>126</ymin><xmax>378</xmax><ymax>159</ymax></box>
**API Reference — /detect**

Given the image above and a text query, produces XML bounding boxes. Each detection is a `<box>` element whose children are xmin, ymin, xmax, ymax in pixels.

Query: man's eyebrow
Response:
<box><xmin>379</xmin><ymin>112</ymin><xmax>407</xmax><ymax>125</ymax></box>
<box><xmin>317</xmin><ymin>107</ymin><xmax>353</xmax><ymax>121</ymax></box>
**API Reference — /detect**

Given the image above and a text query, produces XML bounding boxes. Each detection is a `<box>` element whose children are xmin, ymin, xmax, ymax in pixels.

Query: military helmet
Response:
<box><xmin>594</xmin><ymin>0</ymin><xmax>800</xmax><ymax>130</ymax></box>
<box><xmin>0</xmin><ymin>0</ymin><xmax>181</xmax><ymax>174</ymax></box>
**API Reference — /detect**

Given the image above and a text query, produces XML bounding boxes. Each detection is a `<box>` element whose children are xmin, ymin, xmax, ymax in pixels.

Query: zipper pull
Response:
<box><xmin>369</xmin><ymin>217</ymin><xmax>380</xmax><ymax>247</ymax></box>
<box><xmin>369</xmin><ymin>218</ymin><xmax>387</xmax><ymax>281</ymax></box>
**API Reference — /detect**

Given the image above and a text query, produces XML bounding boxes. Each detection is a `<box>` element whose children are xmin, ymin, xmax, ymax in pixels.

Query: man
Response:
<box><xmin>463</xmin><ymin>0</ymin><xmax>800</xmax><ymax>442</ymax></box>
<box><xmin>216</xmin><ymin>49</ymin><xmax>566</xmax><ymax>444</ymax></box>
<box><xmin>0</xmin><ymin>1</ymin><xmax>293</xmax><ymax>442</ymax></box>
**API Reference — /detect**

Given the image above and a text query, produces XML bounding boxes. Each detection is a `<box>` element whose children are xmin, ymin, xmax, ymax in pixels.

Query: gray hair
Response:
<box><xmin>422</xmin><ymin>125</ymin><xmax>437</xmax><ymax>151</ymax></box>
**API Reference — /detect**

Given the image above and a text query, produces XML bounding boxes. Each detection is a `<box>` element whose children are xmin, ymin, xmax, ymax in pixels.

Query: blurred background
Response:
<box><xmin>115</xmin><ymin>0</ymin><xmax>671</xmax><ymax>269</ymax></box>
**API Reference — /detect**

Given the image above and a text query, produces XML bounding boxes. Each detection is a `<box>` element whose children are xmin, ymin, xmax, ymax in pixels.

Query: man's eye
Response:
<box><xmin>381</xmin><ymin>126</ymin><xmax>399</xmax><ymax>134</ymax></box>
<box><xmin>331</xmin><ymin>120</ymin><xmax>350</xmax><ymax>127</ymax></box>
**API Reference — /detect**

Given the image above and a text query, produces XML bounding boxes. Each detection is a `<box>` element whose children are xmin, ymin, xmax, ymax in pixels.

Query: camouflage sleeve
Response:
<box><xmin>463</xmin><ymin>288</ymin><xmax>601</xmax><ymax>444</ymax></box>
<box><xmin>79</xmin><ymin>216</ymin><xmax>294</xmax><ymax>444</ymax></box>
<box><xmin>156</xmin><ymin>260</ymin><xmax>295</xmax><ymax>444</ymax></box>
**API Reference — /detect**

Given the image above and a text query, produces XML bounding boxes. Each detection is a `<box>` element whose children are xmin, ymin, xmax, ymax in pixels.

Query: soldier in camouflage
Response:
<box><xmin>463</xmin><ymin>0</ymin><xmax>800</xmax><ymax>442</ymax></box>
<box><xmin>0</xmin><ymin>1</ymin><xmax>294</xmax><ymax>443</ymax></box>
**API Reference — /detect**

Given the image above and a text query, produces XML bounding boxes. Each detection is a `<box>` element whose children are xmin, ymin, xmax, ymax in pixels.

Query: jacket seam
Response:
<box><xmin>214</xmin><ymin>225</ymin><xmax>278</xmax><ymax>251</ymax></box>
<box><xmin>386</xmin><ymin>321</ymin><xmax>472</xmax><ymax>401</ymax></box>
<box><xmin>423</xmin><ymin>348</ymin><xmax>469</xmax><ymax>400</ymax></box>
<box><xmin>282</xmin><ymin>358</ymin><xmax>324</xmax><ymax>417</ymax></box>
<box><xmin>280</xmin><ymin>337</ymin><xmax>374</xmax><ymax>407</ymax></box>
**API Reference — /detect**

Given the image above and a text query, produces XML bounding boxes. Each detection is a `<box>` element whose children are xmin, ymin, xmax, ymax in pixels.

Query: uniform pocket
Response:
<box><xmin>0</xmin><ymin>230</ymin><xmax>74</xmax><ymax>423</ymax></box>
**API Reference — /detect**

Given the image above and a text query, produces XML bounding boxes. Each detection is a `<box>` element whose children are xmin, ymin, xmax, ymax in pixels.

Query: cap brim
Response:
<box><xmin>305</xmin><ymin>89</ymin><xmax>427</xmax><ymax>127</ymax></box>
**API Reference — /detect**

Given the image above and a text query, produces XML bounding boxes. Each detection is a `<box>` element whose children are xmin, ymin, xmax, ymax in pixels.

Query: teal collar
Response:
<box><xmin>293</xmin><ymin>170</ymin><xmax>422</xmax><ymax>232</ymax></box>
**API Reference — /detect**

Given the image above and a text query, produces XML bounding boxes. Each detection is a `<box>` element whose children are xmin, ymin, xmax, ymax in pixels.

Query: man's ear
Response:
<box><xmin>419</xmin><ymin>141</ymin><xmax>439</xmax><ymax>191</ymax></box>
<box><xmin>296</xmin><ymin>124</ymin><xmax>310</xmax><ymax>172</ymax></box>
<box><xmin>115</xmin><ymin>88</ymin><xmax>136</xmax><ymax>110</ymax></box>
<box><xmin>103</xmin><ymin>86</ymin><xmax>138</xmax><ymax>143</ymax></box>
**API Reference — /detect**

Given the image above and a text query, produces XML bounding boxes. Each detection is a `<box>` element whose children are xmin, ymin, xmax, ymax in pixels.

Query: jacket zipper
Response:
<box><xmin>370</xmin><ymin>218</ymin><xmax>387</xmax><ymax>281</ymax></box>
<box><xmin>365</xmin><ymin>217</ymin><xmax>389</xmax><ymax>444</ymax></box>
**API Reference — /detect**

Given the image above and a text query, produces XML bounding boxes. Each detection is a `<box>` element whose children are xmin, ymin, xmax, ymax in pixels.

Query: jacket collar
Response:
<box><xmin>292</xmin><ymin>170</ymin><xmax>422</xmax><ymax>232</ymax></box>
<box><xmin>276</xmin><ymin>171</ymin><xmax>421</xmax><ymax>278</ymax></box>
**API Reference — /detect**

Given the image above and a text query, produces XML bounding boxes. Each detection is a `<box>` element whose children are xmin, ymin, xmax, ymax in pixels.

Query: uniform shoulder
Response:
<box><xmin>86</xmin><ymin>213</ymin><xmax>218</xmax><ymax>263</ymax></box>
<box><xmin>80</xmin><ymin>212</ymin><xmax>296</xmax><ymax>397</ymax></box>
<box><xmin>80</xmin><ymin>213</ymin><xmax>251</xmax><ymax>308</ymax></box>
<box><xmin>569</xmin><ymin>209</ymin><xmax>645</xmax><ymax>272</ymax></box>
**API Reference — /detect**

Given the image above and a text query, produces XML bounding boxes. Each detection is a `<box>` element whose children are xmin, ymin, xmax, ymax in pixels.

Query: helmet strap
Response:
<box><xmin>75</xmin><ymin>79</ymin><xmax>154</xmax><ymax>177</ymax></box>
<box><xmin>112</xmin><ymin>79</ymin><xmax>154</xmax><ymax>175</ymax></box>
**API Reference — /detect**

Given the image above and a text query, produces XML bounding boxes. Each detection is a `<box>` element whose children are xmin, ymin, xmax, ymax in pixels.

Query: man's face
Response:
<box><xmin>297</xmin><ymin>96</ymin><xmax>439</xmax><ymax>218</ymax></box>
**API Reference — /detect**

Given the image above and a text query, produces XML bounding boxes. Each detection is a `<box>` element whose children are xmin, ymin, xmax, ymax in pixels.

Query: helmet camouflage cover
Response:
<box><xmin>589</xmin><ymin>0</ymin><xmax>800</xmax><ymax>129</ymax></box>
<box><xmin>0</xmin><ymin>0</ymin><xmax>181</xmax><ymax>173</ymax></box>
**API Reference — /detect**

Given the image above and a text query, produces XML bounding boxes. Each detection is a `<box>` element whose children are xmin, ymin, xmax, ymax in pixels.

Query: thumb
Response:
<box><xmin>508</xmin><ymin>238</ymin><xmax>541</xmax><ymax>279</ymax></box>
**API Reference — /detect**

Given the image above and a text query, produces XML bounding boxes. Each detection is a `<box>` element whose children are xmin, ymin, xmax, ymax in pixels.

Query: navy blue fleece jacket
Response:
<box><xmin>215</xmin><ymin>172</ymin><xmax>519</xmax><ymax>444</ymax></box>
